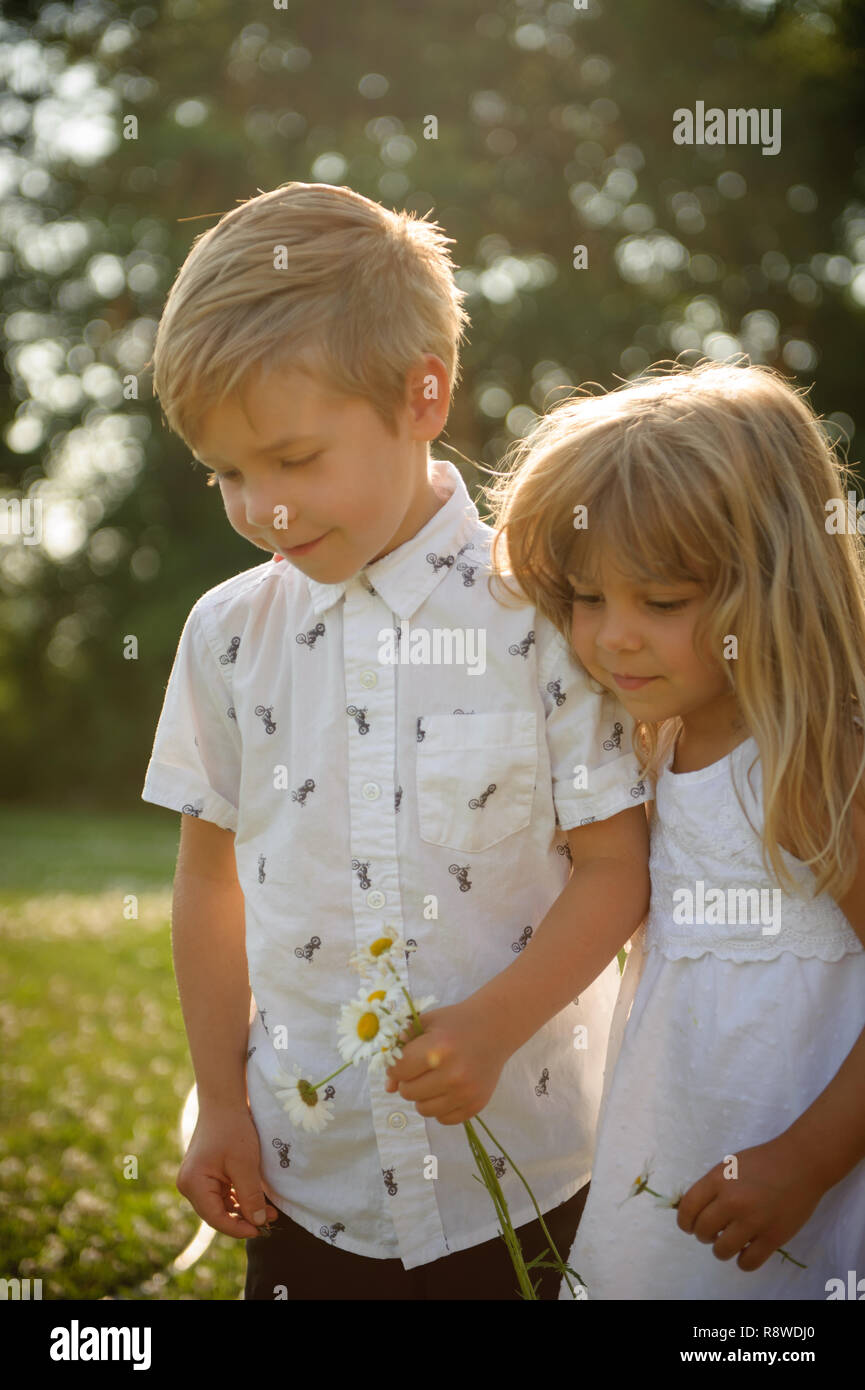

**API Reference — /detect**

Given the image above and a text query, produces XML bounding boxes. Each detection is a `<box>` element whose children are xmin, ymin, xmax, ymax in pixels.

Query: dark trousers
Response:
<box><xmin>244</xmin><ymin>1181</ymin><xmax>589</xmax><ymax>1300</ymax></box>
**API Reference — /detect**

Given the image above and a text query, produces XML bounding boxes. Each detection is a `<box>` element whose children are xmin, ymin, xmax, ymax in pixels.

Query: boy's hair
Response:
<box><xmin>482</xmin><ymin>358</ymin><xmax>865</xmax><ymax>901</ymax></box>
<box><xmin>150</xmin><ymin>182</ymin><xmax>470</xmax><ymax>451</ymax></box>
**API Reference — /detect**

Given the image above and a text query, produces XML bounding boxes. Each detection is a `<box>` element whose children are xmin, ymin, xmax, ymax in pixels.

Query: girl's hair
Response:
<box><xmin>150</xmin><ymin>181</ymin><xmax>470</xmax><ymax>451</ymax></box>
<box><xmin>481</xmin><ymin>359</ymin><xmax>865</xmax><ymax>901</ymax></box>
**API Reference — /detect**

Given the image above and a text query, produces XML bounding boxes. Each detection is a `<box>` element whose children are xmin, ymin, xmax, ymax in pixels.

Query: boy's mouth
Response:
<box><xmin>279</xmin><ymin>532</ymin><xmax>330</xmax><ymax>556</ymax></box>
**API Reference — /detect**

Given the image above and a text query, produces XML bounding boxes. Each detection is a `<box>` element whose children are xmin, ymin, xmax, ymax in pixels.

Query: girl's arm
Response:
<box><xmin>676</xmin><ymin>799</ymin><xmax>865</xmax><ymax>1271</ymax></box>
<box><xmin>384</xmin><ymin>804</ymin><xmax>650</xmax><ymax>1123</ymax></box>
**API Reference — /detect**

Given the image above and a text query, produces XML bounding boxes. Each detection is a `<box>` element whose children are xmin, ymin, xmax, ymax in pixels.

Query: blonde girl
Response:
<box><xmin>482</xmin><ymin>360</ymin><xmax>865</xmax><ymax>1299</ymax></box>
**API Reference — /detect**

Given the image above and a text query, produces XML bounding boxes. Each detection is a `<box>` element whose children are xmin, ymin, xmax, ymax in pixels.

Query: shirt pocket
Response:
<box><xmin>416</xmin><ymin>710</ymin><xmax>538</xmax><ymax>854</ymax></box>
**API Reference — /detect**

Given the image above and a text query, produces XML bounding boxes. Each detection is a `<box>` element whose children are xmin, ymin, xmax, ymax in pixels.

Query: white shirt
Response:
<box><xmin>141</xmin><ymin>456</ymin><xmax>651</xmax><ymax>1268</ymax></box>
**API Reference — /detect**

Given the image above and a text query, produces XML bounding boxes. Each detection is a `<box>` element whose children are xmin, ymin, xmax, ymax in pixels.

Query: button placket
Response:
<box><xmin>369</xmin><ymin>1067</ymin><xmax>448</xmax><ymax>1264</ymax></box>
<box><xmin>343</xmin><ymin>582</ymin><xmax>448</xmax><ymax>1263</ymax></box>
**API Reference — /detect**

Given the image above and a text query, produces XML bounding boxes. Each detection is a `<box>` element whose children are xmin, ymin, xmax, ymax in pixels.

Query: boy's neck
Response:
<box><xmin>367</xmin><ymin>461</ymin><xmax>449</xmax><ymax>564</ymax></box>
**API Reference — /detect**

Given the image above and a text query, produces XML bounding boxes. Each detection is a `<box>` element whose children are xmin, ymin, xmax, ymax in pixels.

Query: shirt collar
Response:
<box><xmin>298</xmin><ymin>457</ymin><xmax>483</xmax><ymax>621</ymax></box>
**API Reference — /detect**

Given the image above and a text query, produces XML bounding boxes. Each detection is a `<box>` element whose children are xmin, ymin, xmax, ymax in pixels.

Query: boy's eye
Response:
<box><xmin>201</xmin><ymin>453</ymin><xmax>320</xmax><ymax>486</ymax></box>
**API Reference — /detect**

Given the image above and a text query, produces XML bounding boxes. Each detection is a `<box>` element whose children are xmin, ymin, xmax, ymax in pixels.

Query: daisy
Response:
<box><xmin>617</xmin><ymin>1158</ymin><xmax>657</xmax><ymax>1208</ymax></box>
<box><xmin>273</xmin><ymin>1065</ymin><xmax>335</xmax><ymax>1134</ymax></box>
<box><xmin>337</xmin><ymin>985</ymin><xmax>436</xmax><ymax>1069</ymax></box>
<box><xmin>337</xmin><ymin>990</ymin><xmax>401</xmax><ymax>1067</ymax></box>
<box><xmin>348</xmin><ymin>928</ymin><xmax>416</xmax><ymax>977</ymax></box>
<box><xmin>367</xmin><ymin>990</ymin><xmax>436</xmax><ymax>1074</ymax></box>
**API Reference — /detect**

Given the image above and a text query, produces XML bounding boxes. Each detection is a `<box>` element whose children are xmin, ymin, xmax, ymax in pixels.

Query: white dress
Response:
<box><xmin>560</xmin><ymin>735</ymin><xmax>865</xmax><ymax>1300</ymax></box>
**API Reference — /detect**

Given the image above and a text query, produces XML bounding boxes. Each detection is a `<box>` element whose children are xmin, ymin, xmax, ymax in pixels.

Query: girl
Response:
<box><xmin>482</xmin><ymin>360</ymin><xmax>865</xmax><ymax>1299</ymax></box>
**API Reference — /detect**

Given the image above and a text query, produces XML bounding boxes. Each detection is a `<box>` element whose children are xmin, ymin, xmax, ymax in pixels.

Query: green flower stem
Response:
<box><xmin>778</xmin><ymin>1248</ymin><xmax>807</xmax><ymax>1269</ymax></box>
<box><xmin>395</xmin><ymin>982</ymin><xmax>538</xmax><ymax>1298</ymax></box>
<box><xmin>464</xmin><ymin>1119</ymin><xmax>537</xmax><ymax>1300</ymax></box>
<box><xmin>401</xmin><ymin>986</ymin><xmax>423</xmax><ymax>1035</ymax></box>
<box><xmin>378</xmin><ymin>957</ymin><xmax>424</xmax><ymax>1037</ymax></box>
<box><xmin>310</xmin><ymin>1060</ymin><xmax>353</xmax><ymax>1090</ymax></box>
<box><xmin>474</xmin><ymin>1114</ymin><xmax>582</xmax><ymax>1299</ymax></box>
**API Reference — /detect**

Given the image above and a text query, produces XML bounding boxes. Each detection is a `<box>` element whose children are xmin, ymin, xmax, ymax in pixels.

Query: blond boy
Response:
<box><xmin>141</xmin><ymin>182</ymin><xmax>650</xmax><ymax>1299</ymax></box>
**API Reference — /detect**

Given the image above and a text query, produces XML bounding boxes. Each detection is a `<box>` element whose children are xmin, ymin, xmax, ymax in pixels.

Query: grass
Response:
<box><xmin>0</xmin><ymin>804</ymin><xmax>248</xmax><ymax>1300</ymax></box>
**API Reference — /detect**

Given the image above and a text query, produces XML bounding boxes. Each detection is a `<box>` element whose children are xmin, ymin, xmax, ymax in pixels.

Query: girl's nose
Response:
<box><xmin>596</xmin><ymin>610</ymin><xmax>642</xmax><ymax>652</ymax></box>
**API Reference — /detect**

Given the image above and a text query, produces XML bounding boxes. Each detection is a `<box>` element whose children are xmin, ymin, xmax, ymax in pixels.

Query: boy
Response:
<box><xmin>141</xmin><ymin>181</ymin><xmax>650</xmax><ymax>1300</ymax></box>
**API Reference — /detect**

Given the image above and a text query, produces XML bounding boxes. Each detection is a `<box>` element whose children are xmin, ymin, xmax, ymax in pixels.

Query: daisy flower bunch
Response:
<box><xmin>272</xmin><ymin>930</ymin><xmax>433</xmax><ymax>1135</ymax></box>
<box><xmin>270</xmin><ymin>927</ymin><xmax>585</xmax><ymax>1298</ymax></box>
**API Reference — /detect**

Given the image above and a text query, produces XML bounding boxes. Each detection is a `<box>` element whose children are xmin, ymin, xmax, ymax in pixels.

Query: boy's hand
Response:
<box><xmin>176</xmin><ymin>1102</ymin><xmax>280</xmax><ymax>1238</ymax></box>
<box><xmin>675</xmin><ymin>1135</ymin><xmax>825</xmax><ymax>1271</ymax></box>
<box><xmin>383</xmin><ymin>1001</ymin><xmax>511</xmax><ymax>1124</ymax></box>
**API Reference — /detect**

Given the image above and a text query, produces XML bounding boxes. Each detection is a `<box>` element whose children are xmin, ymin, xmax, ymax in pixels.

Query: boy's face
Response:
<box><xmin>192</xmin><ymin>356</ymin><xmax>451</xmax><ymax>584</ymax></box>
<box><xmin>566</xmin><ymin>552</ymin><xmax>737</xmax><ymax>732</ymax></box>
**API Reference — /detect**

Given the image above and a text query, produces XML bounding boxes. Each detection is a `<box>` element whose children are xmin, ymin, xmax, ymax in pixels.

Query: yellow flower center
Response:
<box><xmin>357</xmin><ymin>1011</ymin><xmax>380</xmax><ymax>1041</ymax></box>
<box><xmin>367</xmin><ymin>989</ymin><xmax>386</xmax><ymax>1003</ymax></box>
<box><xmin>298</xmin><ymin>1080</ymin><xmax>318</xmax><ymax>1108</ymax></box>
<box><xmin>370</xmin><ymin>937</ymin><xmax>393</xmax><ymax>958</ymax></box>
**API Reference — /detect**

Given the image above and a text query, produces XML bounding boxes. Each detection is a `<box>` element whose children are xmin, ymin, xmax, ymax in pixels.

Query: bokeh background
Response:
<box><xmin>1</xmin><ymin>0</ymin><xmax>863</xmax><ymax>1299</ymax></box>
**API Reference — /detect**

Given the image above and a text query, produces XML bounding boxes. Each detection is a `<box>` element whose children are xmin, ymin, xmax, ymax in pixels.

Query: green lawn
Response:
<box><xmin>0</xmin><ymin>804</ymin><xmax>247</xmax><ymax>1300</ymax></box>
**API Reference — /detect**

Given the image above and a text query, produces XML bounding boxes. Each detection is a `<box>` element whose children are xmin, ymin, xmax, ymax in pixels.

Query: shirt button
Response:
<box><xmin>366</xmin><ymin>889</ymin><xmax>386</xmax><ymax>909</ymax></box>
<box><xmin>388</xmin><ymin>1112</ymin><xmax>407</xmax><ymax>1130</ymax></box>
<box><xmin>360</xmin><ymin>670</ymin><xmax>377</xmax><ymax>688</ymax></box>
<box><xmin>362</xmin><ymin>782</ymin><xmax>381</xmax><ymax>801</ymax></box>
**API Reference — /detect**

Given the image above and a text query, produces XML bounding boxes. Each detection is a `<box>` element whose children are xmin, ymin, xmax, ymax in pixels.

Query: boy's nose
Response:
<box><xmin>244</xmin><ymin>488</ymin><xmax>294</xmax><ymax>530</ymax></box>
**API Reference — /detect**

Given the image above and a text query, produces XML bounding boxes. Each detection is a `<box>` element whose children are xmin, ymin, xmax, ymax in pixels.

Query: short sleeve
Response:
<box><xmin>141</xmin><ymin>602</ymin><xmax>241</xmax><ymax>831</ymax></box>
<box><xmin>536</xmin><ymin>619</ymin><xmax>653</xmax><ymax>830</ymax></box>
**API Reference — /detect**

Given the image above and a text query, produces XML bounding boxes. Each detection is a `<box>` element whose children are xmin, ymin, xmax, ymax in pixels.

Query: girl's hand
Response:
<box><xmin>383</xmin><ymin>1002</ymin><xmax>511</xmax><ymax>1124</ymax></box>
<box><xmin>675</xmin><ymin>1135</ymin><xmax>825</xmax><ymax>1271</ymax></box>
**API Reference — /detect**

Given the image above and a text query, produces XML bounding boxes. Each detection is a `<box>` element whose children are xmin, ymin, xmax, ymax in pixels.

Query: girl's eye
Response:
<box><xmin>570</xmin><ymin>593</ymin><xmax>689</xmax><ymax>611</ymax></box>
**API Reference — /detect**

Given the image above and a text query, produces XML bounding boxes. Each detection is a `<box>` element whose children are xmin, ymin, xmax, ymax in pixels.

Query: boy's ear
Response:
<box><xmin>406</xmin><ymin>354</ymin><xmax>450</xmax><ymax>437</ymax></box>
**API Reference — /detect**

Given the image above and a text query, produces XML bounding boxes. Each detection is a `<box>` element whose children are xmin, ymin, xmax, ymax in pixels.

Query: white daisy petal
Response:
<box><xmin>273</xmin><ymin>1064</ymin><xmax>335</xmax><ymax>1133</ymax></box>
<box><xmin>337</xmin><ymin>992</ymin><xmax>402</xmax><ymax>1067</ymax></box>
<box><xmin>348</xmin><ymin>929</ymin><xmax>417</xmax><ymax>977</ymax></box>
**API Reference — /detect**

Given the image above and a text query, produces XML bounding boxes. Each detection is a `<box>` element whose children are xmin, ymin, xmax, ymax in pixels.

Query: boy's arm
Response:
<box><xmin>172</xmin><ymin>814</ymin><xmax>251</xmax><ymax>1110</ymax></box>
<box><xmin>172</xmin><ymin>814</ymin><xmax>279</xmax><ymax>1236</ymax></box>
<box><xmin>385</xmin><ymin>804</ymin><xmax>649</xmax><ymax>1121</ymax></box>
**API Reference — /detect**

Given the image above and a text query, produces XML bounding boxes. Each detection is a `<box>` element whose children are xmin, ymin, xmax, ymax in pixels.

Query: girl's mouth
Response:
<box><xmin>611</xmin><ymin>673</ymin><xmax>657</xmax><ymax>690</ymax></box>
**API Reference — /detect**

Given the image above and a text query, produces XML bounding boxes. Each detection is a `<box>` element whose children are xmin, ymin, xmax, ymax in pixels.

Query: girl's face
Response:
<box><xmin>566</xmin><ymin>554</ymin><xmax>736</xmax><ymax>731</ymax></box>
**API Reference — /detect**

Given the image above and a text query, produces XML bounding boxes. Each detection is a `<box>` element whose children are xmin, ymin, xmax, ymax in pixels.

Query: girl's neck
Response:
<box><xmin>672</xmin><ymin>697</ymin><xmax>749</xmax><ymax>774</ymax></box>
